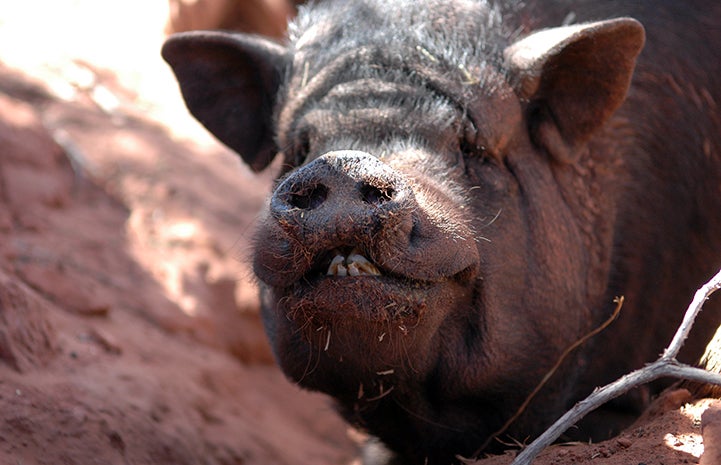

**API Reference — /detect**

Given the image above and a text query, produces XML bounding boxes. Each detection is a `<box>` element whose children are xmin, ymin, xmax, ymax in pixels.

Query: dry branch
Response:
<box><xmin>511</xmin><ymin>268</ymin><xmax>721</xmax><ymax>465</ymax></box>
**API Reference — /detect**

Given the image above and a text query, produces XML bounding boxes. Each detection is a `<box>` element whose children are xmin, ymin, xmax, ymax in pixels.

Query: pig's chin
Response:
<box><xmin>263</xmin><ymin>244</ymin><xmax>476</xmax><ymax>380</ymax></box>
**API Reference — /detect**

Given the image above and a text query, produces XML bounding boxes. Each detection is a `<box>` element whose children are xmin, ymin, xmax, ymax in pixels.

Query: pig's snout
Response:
<box><xmin>269</xmin><ymin>150</ymin><xmax>414</xmax><ymax>243</ymax></box>
<box><xmin>273</xmin><ymin>152</ymin><xmax>405</xmax><ymax>211</ymax></box>
<box><xmin>254</xmin><ymin>150</ymin><xmax>418</xmax><ymax>287</ymax></box>
<box><xmin>255</xmin><ymin>150</ymin><xmax>478</xmax><ymax>288</ymax></box>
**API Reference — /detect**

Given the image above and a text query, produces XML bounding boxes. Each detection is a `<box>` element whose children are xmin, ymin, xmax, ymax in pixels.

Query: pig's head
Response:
<box><xmin>163</xmin><ymin>2</ymin><xmax>644</xmax><ymax>463</ymax></box>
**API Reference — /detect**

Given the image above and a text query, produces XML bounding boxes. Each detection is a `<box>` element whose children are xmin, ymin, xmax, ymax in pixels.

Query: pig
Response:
<box><xmin>162</xmin><ymin>0</ymin><xmax>721</xmax><ymax>463</ymax></box>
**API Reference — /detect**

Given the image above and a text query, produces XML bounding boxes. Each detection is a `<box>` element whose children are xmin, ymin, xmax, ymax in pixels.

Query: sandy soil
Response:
<box><xmin>0</xmin><ymin>2</ymin><xmax>717</xmax><ymax>464</ymax></box>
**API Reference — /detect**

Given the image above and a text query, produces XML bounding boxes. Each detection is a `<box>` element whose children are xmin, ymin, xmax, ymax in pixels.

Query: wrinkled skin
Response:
<box><xmin>162</xmin><ymin>1</ymin><xmax>721</xmax><ymax>463</ymax></box>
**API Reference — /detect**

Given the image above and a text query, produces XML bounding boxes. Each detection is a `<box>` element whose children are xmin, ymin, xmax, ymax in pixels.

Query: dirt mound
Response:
<box><xmin>0</xmin><ymin>63</ymin><xmax>357</xmax><ymax>464</ymax></box>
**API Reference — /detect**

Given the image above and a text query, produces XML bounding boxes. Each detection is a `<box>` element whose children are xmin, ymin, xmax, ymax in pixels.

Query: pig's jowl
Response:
<box><xmin>163</xmin><ymin>1</ymin><xmax>721</xmax><ymax>463</ymax></box>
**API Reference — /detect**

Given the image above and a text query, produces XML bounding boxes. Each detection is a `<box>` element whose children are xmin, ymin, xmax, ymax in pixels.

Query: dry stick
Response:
<box><xmin>472</xmin><ymin>297</ymin><xmax>625</xmax><ymax>456</ymax></box>
<box><xmin>511</xmin><ymin>268</ymin><xmax>721</xmax><ymax>465</ymax></box>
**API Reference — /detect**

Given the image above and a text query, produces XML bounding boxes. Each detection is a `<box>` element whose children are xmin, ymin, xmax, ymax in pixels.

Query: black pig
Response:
<box><xmin>162</xmin><ymin>1</ymin><xmax>721</xmax><ymax>463</ymax></box>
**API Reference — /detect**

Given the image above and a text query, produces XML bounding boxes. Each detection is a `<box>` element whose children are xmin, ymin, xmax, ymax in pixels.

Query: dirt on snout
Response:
<box><xmin>0</xmin><ymin>2</ymin><xmax>718</xmax><ymax>465</ymax></box>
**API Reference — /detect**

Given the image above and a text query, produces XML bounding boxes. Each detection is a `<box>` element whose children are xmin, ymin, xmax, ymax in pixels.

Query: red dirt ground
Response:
<box><xmin>0</xmin><ymin>2</ymin><xmax>717</xmax><ymax>464</ymax></box>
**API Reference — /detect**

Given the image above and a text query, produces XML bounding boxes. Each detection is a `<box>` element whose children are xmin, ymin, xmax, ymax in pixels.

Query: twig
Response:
<box><xmin>511</xmin><ymin>268</ymin><xmax>721</xmax><ymax>465</ymax></box>
<box><xmin>663</xmin><ymin>269</ymin><xmax>721</xmax><ymax>360</ymax></box>
<box><xmin>473</xmin><ymin>297</ymin><xmax>624</xmax><ymax>456</ymax></box>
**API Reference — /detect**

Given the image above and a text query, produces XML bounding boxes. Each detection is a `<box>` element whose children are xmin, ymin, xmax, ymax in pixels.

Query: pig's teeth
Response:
<box><xmin>347</xmin><ymin>254</ymin><xmax>382</xmax><ymax>276</ymax></box>
<box><xmin>347</xmin><ymin>253</ymin><xmax>370</xmax><ymax>265</ymax></box>
<box><xmin>327</xmin><ymin>255</ymin><xmax>347</xmax><ymax>276</ymax></box>
<box><xmin>358</xmin><ymin>261</ymin><xmax>381</xmax><ymax>276</ymax></box>
<box><xmin>326</xmin><ymin>252</ymin><xmax>382</xmax><ymax>277</ymax></box>
<box><xmin>347</xmin><ymin>262</ymin><xmax>361</xmax><ymax>276</ymax></box>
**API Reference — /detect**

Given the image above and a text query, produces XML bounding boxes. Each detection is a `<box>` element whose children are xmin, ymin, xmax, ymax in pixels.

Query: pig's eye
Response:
<box><xmin>460</xmin><ymin>122</ymin><xmax>490</xmax><ymax>162</ymax></box>
<box><xmin>460</xmin><ymin>138</ymin><xmax>489</xmax><ymax>161</ymax></box>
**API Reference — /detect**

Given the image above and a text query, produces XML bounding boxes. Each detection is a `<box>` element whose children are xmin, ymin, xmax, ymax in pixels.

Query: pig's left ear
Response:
<box><xmin>504</xmin><ymin>18</ymin><xmax>645</xmax><ymax>163</ymax></box>
<box><xmin>162</xmin><ymin>31</ymin><xmax>288</xmax><ymax>171</ymax></box>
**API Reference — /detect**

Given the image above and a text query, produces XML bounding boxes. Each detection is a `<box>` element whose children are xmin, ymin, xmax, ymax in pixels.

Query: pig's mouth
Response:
<box><xmin>303</xmin><ymin>244</ymin><xmax>475</xmax><ymax>284</ymax></box>
<box><xmin>282</xmin><ymin>242</ymin><xmax>476</xmax><ymax>325</ymax></box>
<box><xmin>328</xmin><ymin>248</ymin><xmax>382</xmax><ymax>277</ymax></box>
<box><xmin>315</xmin><ymin>246</ymin><xmax>382</xmax><ymax>278</ymax></box>
<box><xmin>268</xmin><ymin>240</ymin><xmax>475</xmax><ymax>379</ymax></box>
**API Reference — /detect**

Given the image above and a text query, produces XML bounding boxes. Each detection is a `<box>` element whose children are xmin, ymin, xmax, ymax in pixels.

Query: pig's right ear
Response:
<box><xmin>504</xmin><ymin>18</ymin><xmax>645</xmax><ymax>164</ymax></box>
<box><xmin>162</xmin><ymin>31</ymin><xmax>288</xmax><ymax>172</ymax></box>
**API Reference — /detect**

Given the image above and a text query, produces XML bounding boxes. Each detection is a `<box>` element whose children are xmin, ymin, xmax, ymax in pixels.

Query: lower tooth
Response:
<box><xmin>326</xmin><ymin>252</ymin><xmax>382</xmax><ymax>277</ymax></box>
<box><xmin>358</xmin><ymin>262</ymin><xmax>381</xmax><ymax>276</ymax></box>
<box><xmin>348</xmin><ymin>253</ymin><xmax>369</xmax><ymax>265</ymax></box>
<box><xmin>348</xmin><ymin>262</ymin><xmax>361</xmax><ymax>276</ymax></box>
<box><xmin>327</xmin><ymin>255</ymin><xmax>346</xmax><ymax>276</ymax></box>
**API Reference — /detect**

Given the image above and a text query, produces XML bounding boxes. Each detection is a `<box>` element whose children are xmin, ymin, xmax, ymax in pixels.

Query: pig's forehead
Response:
<box><xmin>276</xmin><ymin>0</ymin><xmax>522</xmax><ymax>151</ymax></box>
<box><xmin>288</xmin><ymin>0</ymin><xmax>512</xmax><ymax>72</ymax></box>
<box><xmin>275</xmin><ymin>43</ymin><xmax>505</xmax><ymax>151</ymax></box>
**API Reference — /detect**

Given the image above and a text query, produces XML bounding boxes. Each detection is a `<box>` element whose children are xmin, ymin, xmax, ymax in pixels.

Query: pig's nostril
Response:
<box><xmin>360</xmin><ymin>182</ymin><xmax>394</xmax><ymax>205</ymax></box>
<box><xmin>288</xmin><ymin>184</ymin><xmax>329</xmax><ymax>210</ymax></box>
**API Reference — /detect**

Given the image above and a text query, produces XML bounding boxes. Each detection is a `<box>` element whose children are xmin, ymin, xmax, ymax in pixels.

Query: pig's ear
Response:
<box><xmin>504</xmin><ymin>18</ymin><xmax>645</xmax><ymax>163</ymax></box>
<box><xmin>162</xmin><ymin>31</ymin><xmax>288</xmax><ymax>172</ymax></box>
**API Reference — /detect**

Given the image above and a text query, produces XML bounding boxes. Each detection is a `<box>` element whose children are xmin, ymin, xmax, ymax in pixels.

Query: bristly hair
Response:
<box><xmin>276</xmin><ymin>0</ymin><xmax>526</xmax><ymax>156</ymax></box>
<box><xmin>287</xmin><ymin>0</ymin><xmax>519</xmax><ymax>83</ymax></box>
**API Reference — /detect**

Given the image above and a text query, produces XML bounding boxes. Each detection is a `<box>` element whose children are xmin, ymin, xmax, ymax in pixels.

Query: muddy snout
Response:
<box><xmin>271</xmin><ymin>150</ymin><xmax>413</xmax><ymax>225</ymax></box>
<box><xmin>253</xmin><ymin>151</ymin><xmax>416</xmax><ymax>287</ymax></box>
